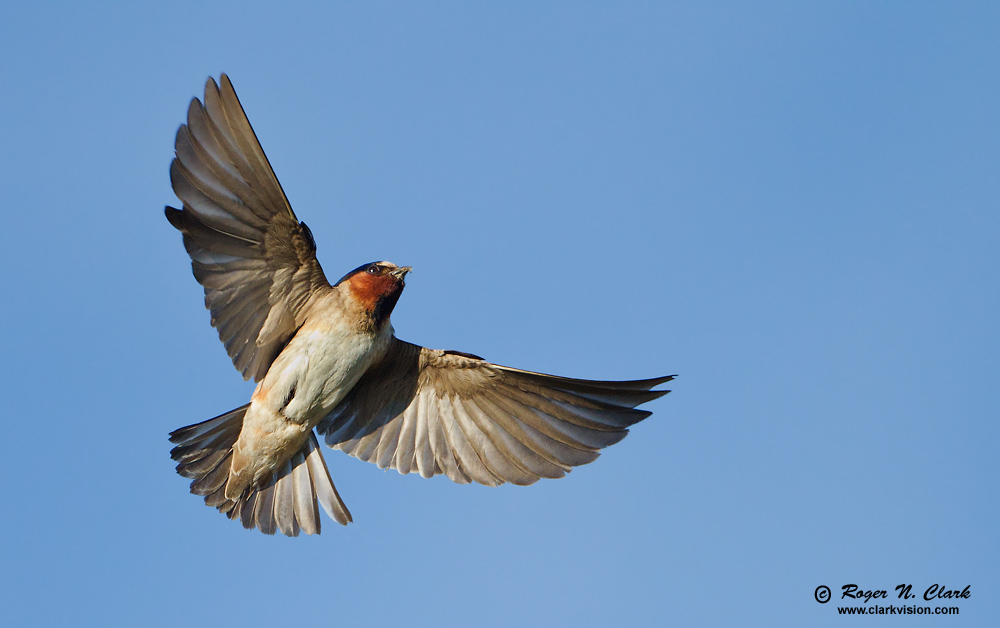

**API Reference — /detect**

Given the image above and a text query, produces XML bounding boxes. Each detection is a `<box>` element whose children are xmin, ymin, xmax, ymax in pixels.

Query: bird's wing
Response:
<box><xmin>317</xmin><ymin>338</ymin><xmax>673</xmax><ymax>486</ymax></box>
<box><xmin>165</xmin><ymin>74</ymin><xmax>330</xmax><ymax>382</ymax></box>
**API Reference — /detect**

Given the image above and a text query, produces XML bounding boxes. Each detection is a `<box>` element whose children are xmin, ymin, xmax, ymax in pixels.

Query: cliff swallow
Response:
<box><xmin>166</xmin><ymin>74</ymin><xmax>673</xmax><ymax>536</ymax></box>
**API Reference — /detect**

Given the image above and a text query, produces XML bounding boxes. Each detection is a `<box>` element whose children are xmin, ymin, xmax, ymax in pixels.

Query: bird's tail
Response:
<box><xmin>169</xmin><ymin>405</ymin><xmax>353</xmax><ymax>535</ymax></box>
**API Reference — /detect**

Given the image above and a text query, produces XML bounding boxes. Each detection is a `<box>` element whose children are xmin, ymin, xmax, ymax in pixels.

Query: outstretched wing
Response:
<box><xmin>165</xmin><ymin>74</ymin><xmax>330</xmax><ymax>382</ymax></box>
<box><xmin>317</xmin><ymin>338</ymin><xmax>673</xmax><ymax>486</ymax></box>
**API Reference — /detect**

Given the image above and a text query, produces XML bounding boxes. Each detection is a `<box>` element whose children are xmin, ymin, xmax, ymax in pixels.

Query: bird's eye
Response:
<box><xmin>366</xmin><ymin>266</ymin><xmax>380</xmax><ymax>275</ymax></box>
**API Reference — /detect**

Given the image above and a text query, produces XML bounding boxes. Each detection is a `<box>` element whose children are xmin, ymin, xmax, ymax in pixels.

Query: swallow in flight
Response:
<box><xmin>166</xmin><ymin>75</ymin><xmax>673</xmax><ymax>536</ymax></box>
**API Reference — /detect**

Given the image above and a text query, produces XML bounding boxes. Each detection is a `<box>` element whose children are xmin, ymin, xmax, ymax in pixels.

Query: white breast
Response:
<box><xmin>255</xmin><ymin>296</ymin><xmax>393</xmax><ymax>428</ymax></box>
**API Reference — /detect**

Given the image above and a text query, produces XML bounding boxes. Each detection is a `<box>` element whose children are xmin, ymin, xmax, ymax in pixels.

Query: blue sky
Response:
<box><xmin>1</xmin><ymin>2</ymin><xmax>996</xmax><ymax>626</ymax></box>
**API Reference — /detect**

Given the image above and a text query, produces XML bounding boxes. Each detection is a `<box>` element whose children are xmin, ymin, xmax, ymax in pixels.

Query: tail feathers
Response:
<box><xmin>302</xmin><ymin>433</ymin><xmax>353</xmax><ymax>527</ymax></box>
<box><xmin>169</xmin><ymin>407</ymin><xmax>353</xmax><ymax>535</ymax></box>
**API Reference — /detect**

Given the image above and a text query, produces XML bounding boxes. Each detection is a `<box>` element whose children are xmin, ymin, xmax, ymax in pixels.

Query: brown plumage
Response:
<box><xmin>166</xmin><ymin>74</ymin><xmax>673</xmax><ymax>536</ymax></box>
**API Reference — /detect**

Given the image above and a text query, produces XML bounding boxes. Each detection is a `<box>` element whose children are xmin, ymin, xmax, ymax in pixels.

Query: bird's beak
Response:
<box><xmin>390</xmin><ymin>266</ymin><xmax>412</xmax><ymax>282</ymax></box>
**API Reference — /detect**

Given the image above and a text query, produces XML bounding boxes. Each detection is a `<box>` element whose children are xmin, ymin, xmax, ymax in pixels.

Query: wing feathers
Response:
<box><xmin>393</xmin><ymin>400</ymin><xmax>419</xmax><ymax>473</ymax></box>
<box><xmin>202</xmin><ymin>82</ymin><xmax>270</xmax><ymax>197</ymax></box>
<box><xmin>502</xmin><ymin>369</ymin><xmax>674</xmax><ymax>394</ymax></box>
<box><xmin>167</xmin><ymin>74</ymin><xmax>330</xmax><ymax>382</ymax></box>
<box><xmin>318</xmin><ymin>339</ymin><xmax>670</xmax><ymax>488</ymax></box>
<box><xmin>500</xmin><ymin>384</ymin><xmax>641</xmax><ymax>434</ymax></box>
<box><xmin>170</xmin><ymin>161</ymin><xmax>262</xmax><ymax>242</ymax></box>
<box><xmin>185</xmin><ymin>96</ymin><xmax>245</xmax><ymax>186</ymax></box>
<box><xmin>352</xmin><ymin>423</ymin><xmax>382</xmax><ymax>465</ymax></box>
<box><xmin>436</xmin><ymin>394</ymin><xmax>490</xmax><ymax>485</ymax></box>
<box><xmin>414</xmin><ymin>394</ymin><xmax>436</xmax><ymax>478</ymax></box>
<box><xmin>447</xmin><ymin>398</ymin><xmax>508</xmax><ymax>486</ymax></box>
<box><xmin>375</xmin><ymin>404</ymin><xmax>405</xmax><ymax>470</ymax></box>
<box><xmin>480</xmin><ymin>391</ymin><xmax>606</xmax><ymax>462</ymax></box>
<box><xmin>470</xmin><ymin>394</ymin><xmax>569</xmax><ymax>480</ymax></box>
<box><xmin>427</xmin><ymin>402</ymin><xmax>462</xmax><ymax>481</ymax></box>
<box><xmin>217</xmin><ymin>76</ymin><xmax>295</xmax><ymax>214</ymax></box>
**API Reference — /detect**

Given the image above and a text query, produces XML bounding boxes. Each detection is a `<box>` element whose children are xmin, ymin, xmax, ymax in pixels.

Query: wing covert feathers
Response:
<box><xmin>166</xmin><ymin>74</ymin><xmax>330</xmax><ymax>382</ymax></box>
<box><xmin>318</xmin><ymin>338</ymin><xmax>673</xmax><ymax>487</ymax></box>
<box><xmin>170</xmin><ymin>407</ymin><xmax>351</xmax><ymax>535</ymax></box>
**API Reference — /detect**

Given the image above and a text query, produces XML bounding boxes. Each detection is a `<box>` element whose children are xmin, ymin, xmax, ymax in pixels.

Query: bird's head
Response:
<box><xmin>337</xmin><ymin>261</ymin><xmax>412</xmax><ymax>327</ymax></box>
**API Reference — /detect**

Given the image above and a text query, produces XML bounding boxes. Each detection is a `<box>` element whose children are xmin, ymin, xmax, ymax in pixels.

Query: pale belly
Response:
<box><xmin>260</xmin><ymin>324</ymin><xmax>388</xmax><ymax>424</ymax></box>
<box><xmin>228</xmin><ymin>320</ymin><xmax>392</xmax><ymax>494</ymax></box>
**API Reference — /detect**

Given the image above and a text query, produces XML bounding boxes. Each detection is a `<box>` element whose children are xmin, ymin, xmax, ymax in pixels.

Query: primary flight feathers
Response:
<box><xmin>165</xmin><ymin>74</ymin><xmax>328</xmax><ymax>383</ymax></box>
<box><xmin>166</xmin><ymin>74</ymin><xmax>672</xmax><ymax>536</ymax></box>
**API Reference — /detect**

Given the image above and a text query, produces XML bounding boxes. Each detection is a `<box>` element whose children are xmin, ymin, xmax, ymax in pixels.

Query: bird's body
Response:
<box><xmin>166</xmin><ymin>74</ymin><xmax>673</xmax><ymax>536</ymax></box>
<box><xmin>227</xmin><ymin>274</ymin><xmax>398</xmax><ymax>499</ymax></box>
